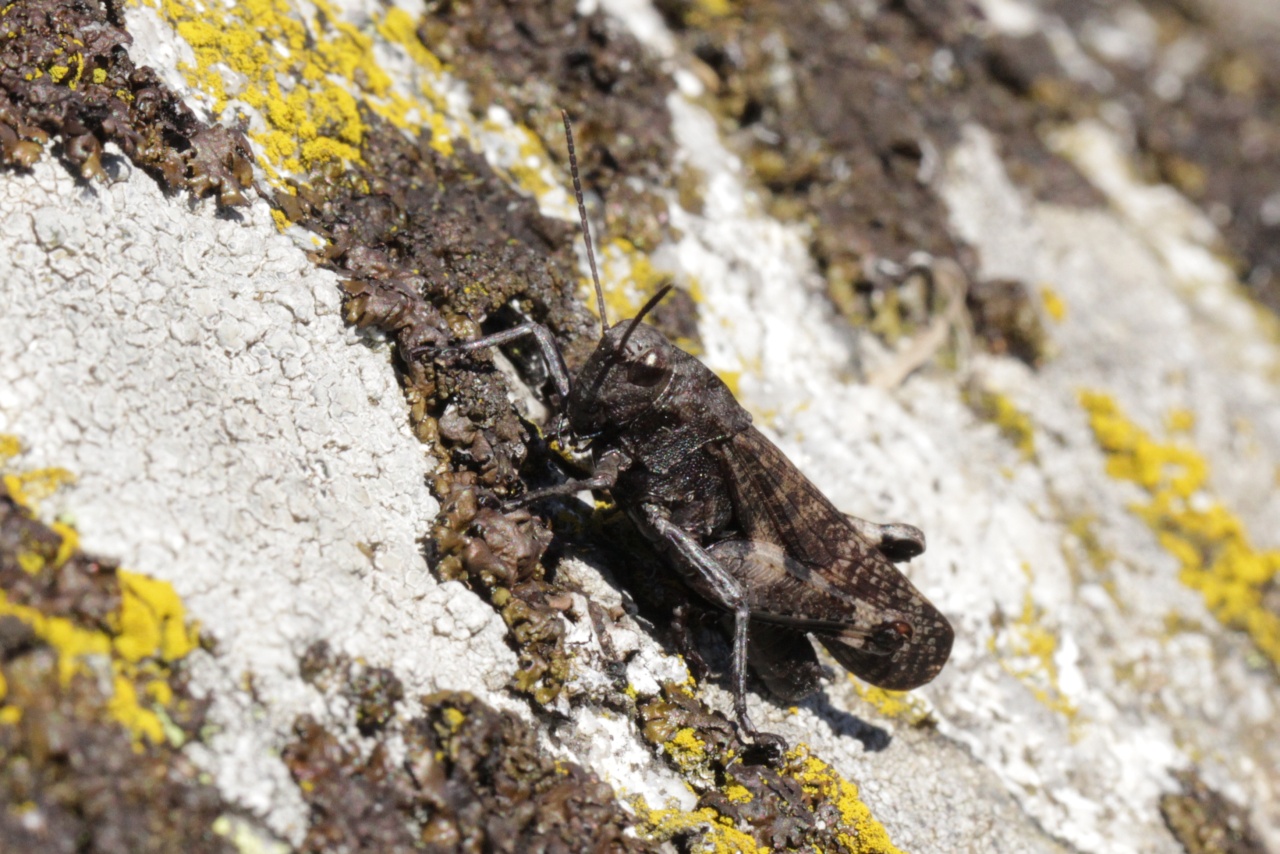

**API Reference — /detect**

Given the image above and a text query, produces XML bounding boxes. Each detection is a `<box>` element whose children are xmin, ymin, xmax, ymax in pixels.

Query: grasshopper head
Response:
<box><xmin>559</xmin><ymin>111</ymin><xmax>677</xmax><ymax>437</ymax></box>
<box><xmin>567</xmin><ymin>292</ymin><xmax>676</xmax><ymax>436</ymax></box>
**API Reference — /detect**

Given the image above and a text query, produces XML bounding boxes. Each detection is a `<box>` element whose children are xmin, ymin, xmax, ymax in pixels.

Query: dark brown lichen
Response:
<box><xmin>427</xmin><ymin>474</ymin><xmax>567</xmax><ymax>704</ymax></box>
<box><xmin>297</xmin><ymin>640</ymin><xmax>407</xmax><ymax>739</ymax></box>
<box><xmin>965</xmin><ymin>277</ymin><xmax>1050</xmax><ymax>367</ymax></box>
<box><xmin>0</xmin><ymin>0</ymin><xmax>252</xmax><ymax>204</ymax></box>
<box><xmin>285</xmin><ymin>106</ymin><xmax>611</xmax><ymax>708</ymax></box>
<box><xmin>284</xmin><ymin>715</ymin><xmax>424</xmax><ymax>853</ymax></box>
<box><xmin>283</xmin><ymin>689</ymin><xmax>657</xmax><ymax>853</ymax></box>
<box><xmin>298</xmin><ymin>126</ymin><xmax>591</xmax><ymax>496</ymax></box>
<box><xmin>407</xmin><ymin>692</ymin><xmax>652</xmax><ymax>852</ymax></box>
<box><xmin>298</xmin><ymin>640</ymin><xmax>407</xmax><ymax>738</ymax></box>
<box><xmin>1159</xmin><ymin>768</ymin><xmax>1266</xmax><ymax>854</ymax></box>
<box><xmin>351</xmin><ymin>664</ymin><xmax>406</xmax><ymax>737</ymax></box>
<box><xmin>418</xmin><ymin>0</ymin><xmax>675</xmax><ymax>251</ymax></box>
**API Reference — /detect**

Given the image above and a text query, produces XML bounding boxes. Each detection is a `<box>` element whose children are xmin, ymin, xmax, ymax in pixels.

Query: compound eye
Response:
<box><xmin>627</xmin><ymin>348</ymin><xmax>668</xmax><ymax>387</ymax></box>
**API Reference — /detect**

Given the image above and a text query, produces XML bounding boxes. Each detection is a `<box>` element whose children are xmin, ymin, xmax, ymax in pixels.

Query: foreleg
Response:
<box><xmin>412</xmin><ymin>321</ymin><xmax>572</xmax><ymax>403</ymax></box>
<box><xmin>501</xmin><ymin>448</ymin><xmax>630</xmax><ymax>510</ymax></box>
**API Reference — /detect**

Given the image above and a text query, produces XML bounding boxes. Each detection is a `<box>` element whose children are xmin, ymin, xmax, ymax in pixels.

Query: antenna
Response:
<box><xmin>562</xmin><ymin>110</ymin><xmax>609</xmax><ymax>337</ymax></box>
<box><xmin>616</xmin><ymin>283</ymin><xmax>673</xmax><ymax>355</ymax></box>
<box><xmin>584</xmin><ymin>282</ymin><xmax>673</xmax><ymax>402</ymax></box>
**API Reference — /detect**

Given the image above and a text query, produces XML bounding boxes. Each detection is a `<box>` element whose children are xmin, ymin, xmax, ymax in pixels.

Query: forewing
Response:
<box><xmin>710</xmin><ymin>427</ymin><xmax>953</xmax><ymax>690</ymax></box>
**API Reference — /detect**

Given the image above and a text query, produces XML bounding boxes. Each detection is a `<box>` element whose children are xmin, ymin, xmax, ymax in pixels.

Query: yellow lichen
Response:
<box><xmin>598</xmin><ymin>239</ymin><xmax>680</xmax><ymax>324</ymax></box>
<box><xmin>1039</xmin><ymin>284</ymin><xmax>1068</xmax><ymax>322</ymax></box>
<box><xmin>0</xmin><ymin>593</ymin><xmax>111</xmax><ymax>683</ymax></box>
<box><xmin>490</xmin><ymin>118</ymin><xmax>559</xmax><ymax>202</ymax></box>
<box><xmin>0</xmin><ymin>587</ymin><xmax>196</xmax><ymax>745</ymax></box>
<box><xmin>142</xmin><ymin>0</ymin><xmax>454</xmax><ymax>189</ymax></box>
<box><xmin>3</xmin><ymin>466</ymin><xmax>76</xmax><ymax>507</ymax></box>
<box><xmin>966</xmin><ymin>388</ymin><xmax>1036</xmax><ymax>459</ymax></box>
<box><xmin>0</xmin><ymin>438</ymin><xmax>201</xmax><ymax>743</ymax></box>
<box><xmin>694</xmin><ymin>0</ymin><xmax>734</xmax><ymax>18</ymax></box>
<box><xmin>849</xmin><ymin>680</ymin><xmax>933</xmax><ymax>726</ymax></box>
<box><xmin>113</xmin><ymin>571</ymin><xmax>201</xmax><ymax>663</ymax></box>
<box><xmin>51</xmin><ymin>521</ymin><xmax>80</xmax><ymax>568</ymax></box>
<box><xmin>790</xmin><ymin>748</ymin><xmax>905</xmax><ymax>854</ymax></box>
<box><xmin>632</xmin><ymin>737</ymin><xmax>904</xmax><ymax>853</ymax></box>
<box><xmin>1079</xmin><ymin>391</ymin><xmax>1280</xmax><ymax>667</ymax></box>
<box><xmin>715</xmin><ymin>369</ymin><xmax>743</xmax><ymax>398</ymax></box>
<box><xmin>1065</xmin><ymin>515</ymin><xmax>1112</xmax><ymax>574</ymax></box>
<box><xmin>374</xmin><ymin>7</ymin><xmax>443</xmax><ymax>75</ymax></box>
<box><xmin>441</xmin><ymin>706</ymin><xmax>466</xmax><ymax>732</ymax></box>
<box><xmin>631</xmin><ymin>799</ymin><xmax>768</xmax><ymax>854</ymax></box>
<box><xmin>989</xmin><ymin>565</ymin><xmax>1078</xmax><ymax>718</ymax></box>
<box><xmin>665</xmin><ymin>726</ymin><xmax>707</xmax><ymax>768</ymax></box>
<box><xmin>1165</xmin><ymin>408</ymin><xmax>1195</xmax><ymax>434</ymax></box>
<box><xmin>269</xmin><ymin>207</ymin><xmax>291</xmax><ymax>232</ymax></box>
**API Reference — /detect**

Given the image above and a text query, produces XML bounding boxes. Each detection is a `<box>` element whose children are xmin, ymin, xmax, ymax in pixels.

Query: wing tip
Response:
<box><xmin>819</xmin><ymin>611</ymin><xmax>954</xmax><ymax>691</ymax></box>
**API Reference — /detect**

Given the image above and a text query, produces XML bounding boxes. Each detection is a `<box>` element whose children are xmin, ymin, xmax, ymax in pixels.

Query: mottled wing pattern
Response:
<box><xmin>710</xmin><ymin>427</ymin><xmax>953</xmax><ymax>690</ymax></box>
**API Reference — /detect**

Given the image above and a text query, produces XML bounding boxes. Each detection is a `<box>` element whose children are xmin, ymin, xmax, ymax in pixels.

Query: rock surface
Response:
<box><xmin>1</xmin><ymin>0</ymin><xmax>1277</xmax><ymax>851</ymax></box>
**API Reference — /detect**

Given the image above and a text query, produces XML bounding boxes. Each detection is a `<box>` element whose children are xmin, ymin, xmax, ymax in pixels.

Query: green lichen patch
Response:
<box><xmin>1080</xmin><ymin>391</ymin><xmax>1280</xmax><ymax>670</ymax></box>
<box><xmin>0</xmin><ymin>0</ymin><xmax>252</xmax><ymax>203</ymax></box>
<box><xmin>0</xmin><ymin>444</ymin><xmax>243</xmax><ymax>853</ymax></box>
<box><xmin>283</xmin><ymin>687</ymin><xmax>656</xmax><ymax>853</ymax></box>
<box><xmin>1159</xmin><ymin>768</ymin><xmax>1266</xmax><ymax>854</ymax></box>
<box><xmin>634</xmin><ymin>682</ymin><xmax>904</xmax><ymax>853</ymax></box>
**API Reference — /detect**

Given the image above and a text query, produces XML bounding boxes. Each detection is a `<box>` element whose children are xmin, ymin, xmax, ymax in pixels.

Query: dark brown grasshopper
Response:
<box><xmin>421</xmin><ymin>112</ymin><xmax>953</xmax><ymax>752</ymax></box>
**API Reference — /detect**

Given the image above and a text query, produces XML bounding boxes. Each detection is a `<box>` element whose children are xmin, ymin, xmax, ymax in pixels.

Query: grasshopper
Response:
<box><xmin>421</xmin><ymin>112</ymin><xmax>953</xmax><ymax>752</ymax></box>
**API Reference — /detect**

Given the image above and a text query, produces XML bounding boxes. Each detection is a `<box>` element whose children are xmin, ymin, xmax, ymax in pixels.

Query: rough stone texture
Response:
<box><xmin>0</xmin><ymin>157</ymin><xmax>518</xmax><ymax>842</ymax></box>
<box><xmin>2</xmin><ymin>0</ymin><xmax>1279</xmax><ymax>852</ymax></box>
